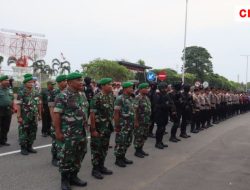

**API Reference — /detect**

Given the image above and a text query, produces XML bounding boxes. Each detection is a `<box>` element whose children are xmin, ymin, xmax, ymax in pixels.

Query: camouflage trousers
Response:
<box><xmin>133</xmin><ymin>124</ymin><xmax>149</xmax><ymax>149</ymax></box>
<box><xmin>18</xmin><ymin>117</ymin><xmax>37</xmax><ymax>146</ymax></box>
<box><xmin>91</xmin><ymin>133</ymin><xmax>111</xmax><ymax>167</ymax></box>
<box><xmin>50</xmin><ymin>126</ymin><xmax>58</xmax><ymax>158</ymax></box>
<box><xmin>114</xmin><ymin>127</ymin><xmax>133</xmax><ymax>158</ymax></box>
<box><xmin>57</xmin><ymin>137</ymin><xmax>88</xmax><ymax>173</ymax></box>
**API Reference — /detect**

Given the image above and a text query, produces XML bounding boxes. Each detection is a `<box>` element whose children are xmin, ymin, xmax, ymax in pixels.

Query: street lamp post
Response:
<box><xmin>182</xmin><ymin>0</ymin><xmax>188</xmax><ymax>84</ymax></box>
<box><xmin>241</xmin><ymin>55</ymin><xmax>249</xmax><ymax>92</ymax></box>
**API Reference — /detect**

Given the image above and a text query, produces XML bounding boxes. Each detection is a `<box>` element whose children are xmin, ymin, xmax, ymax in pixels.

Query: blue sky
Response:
<box><xmin>0</xmin><ymin>0</ymin><xmax>250</xmax><ymax>82</ymax></box>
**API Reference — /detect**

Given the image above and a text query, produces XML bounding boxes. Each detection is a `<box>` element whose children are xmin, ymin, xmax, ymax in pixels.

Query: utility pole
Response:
<box><xmin>182</xmin><ymin>0</ymin><xmax>189</xmax><ymax>84</ymax></box>
<box><xmin>241</xmin><ymin>55</ymin><xmax>250</xmax><ymax>92</ymax></box>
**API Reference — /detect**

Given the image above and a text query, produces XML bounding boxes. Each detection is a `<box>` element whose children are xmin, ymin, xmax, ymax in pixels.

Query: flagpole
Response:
<box><xmin>182</xmin><ymin>0</ymin><xmax>188</xmax><ymax>84</ymax></box>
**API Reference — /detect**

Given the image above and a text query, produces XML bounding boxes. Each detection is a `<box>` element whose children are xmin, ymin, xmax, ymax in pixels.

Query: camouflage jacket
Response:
<box><xmin>54</xmin><ymin>88</ymin><xmax>88</xmax><ymax>139</ymax></box>
<box><xmin>16</xmin><ymin>87</ymin><xmax>41</xmax><ymax>120</ymax></box>
<box><xmin>48</xmin><ymin>88</ymin><xmax>61</xmax><ymax>107</ymax></box>
<box><xmin>114</xmin><ymin>94</ymin><xmax>135</xmax><ymax>128</ymax></box>
<box><xmin>134</xmin><ymin>94</ymin><xmax>151</xmax><ymax>125</ymax></box>
<box><xmin>0</xmin><ymin>86</ymin><xmax>14</xmax><ymax>107</ymax></box>
<box><xmin>90</xmin><ymin>92</ymin><xmax>114</xmax><ymax>134</ymax></box>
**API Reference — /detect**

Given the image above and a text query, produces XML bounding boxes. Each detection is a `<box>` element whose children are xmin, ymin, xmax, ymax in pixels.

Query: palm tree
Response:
<box><xmin>0</xmin><ymin>56</ymin><xmax>3</xmax><ymax>72</ymax></box>
<box><xmin>7</xmin><ymin>56</ymin><xmax>17</xmax><ymax>66</ymax></box>
<box><xmin>32</xmin><ymin>60</ymin><xmax>46</xmax><ymax>73</ymax></box>
<box><xmin>52</xmin><ymin>58</ymin><xmax>71</xmax><ymax>74</ymax></box>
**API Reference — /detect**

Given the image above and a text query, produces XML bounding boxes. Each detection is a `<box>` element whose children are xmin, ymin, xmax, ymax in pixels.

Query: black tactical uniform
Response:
<box><xmin>180</xmin><ymin>84</ymin><xmax>192</xmax><ymax>138</ymax></box>
<box><xmin>147</xmin><ymin>82</ymin><xmax>157</xmax><ymax>138</ymax></box>
<box><xmin>154</xmin><ymin>82</ymin><xmax>174</xmax><ymax>149</ymax></box>
<box><xmin>168</xmin><ymin>82</ymin><xmax>182</xmax><ymax>143</ymax></box>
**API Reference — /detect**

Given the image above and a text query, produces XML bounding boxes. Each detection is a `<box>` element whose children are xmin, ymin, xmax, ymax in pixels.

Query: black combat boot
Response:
<box><xmin>27</xmin><ymin>144</ymin><xmax>37</xmax><ymax>153</ymax></box>
<box><xmin>160</xmin><ymin>142</ymin><xmax>168</xmax><ymax>148</ymax></box>
<box><xmin>61</xmin><ymin>173</ymin><xmax>71</xmax><ymax>190</ymax></box>
<box><xmin>140</xmin><ymin>148</ymin><xmax>149</xmax><ymax>156</ymax></box>
<box><xmin>180</xmin><ymin>133</ymin><xmax>190</xmax><ymax>138</ymax></box>
<box><xmin>70</xmin><ymin>172</ymin><xmax>87</xmax><ymax>186</ymax></box>
<box><xmin>123</xmin><ymin>156</ymin><xmax>133</xmax><ymax>164</ymax></box>
<box><xmin>155</xmin><ymin>143</ymin><xmax>164</xmax><ymax>149</ymax></box>
<box><xmin>52</xmin><ymin>155</ymin><xmax>59</xmax><ymax>167</ymax></box>
<box><xmin>115</xmin><ymin>157</ymin><xmax>126</xmax><ymax>167</ymax></box>
<box><xmin>92</xmin><ymin>166</ymin><xmax>104</xmax><ymax>179</ymax></box>
<box><xmin>99</xmin><ymin>165</ymin><xmax>113</xmax><ymax>175</ymax></box>
<box><xmin>174</xmin><ymin>136</ymin><xmax>181</xmax><ymax>141</ymax></box>
<box><xmin>169</xmin><ymin>137</ymin><xmax>178</xmax><ymax>143</ymax></box>
<box><xmin>20</xmin><ymin>145</ymin><xmax>29</xmax><ymax>155</ymax></box>
<box><xmin>134</xmin><ymin>148</ymin><xmax>144</xmax><ymax>158</ymax></box>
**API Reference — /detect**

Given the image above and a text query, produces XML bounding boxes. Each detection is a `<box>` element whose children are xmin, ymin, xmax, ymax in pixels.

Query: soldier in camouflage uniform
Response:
<box><xmin>16</xmin><ymin>75</ymin><xmax>42</xmax><ymax>155</ymax></box>
<box><xmin>48</xmin><ymin>75</ymin><xmax>67</xmax><ymax>167</ymax></box>
<box><xmin>114</xmin><ymin>82</ymin><xmax>135</xmax><ymax>167</ymax></box>
<box><xmin>133</xmin><ymin>83</ymin><xmax>151</xmax><ymax>158</ymax></box>
<box><xmin>0</xmin><ymin>75</ymin><xmax>14</xmax><ymax>146</ymax></box>
<box><xmin>90</xmin><ymin>78</ymin><xmax>114</xmax><ymax>179</ymax></box>
<box><xmin>54</xmin><ymin>73</ymin><xmax>88</xmax><ymax>190</ymax></box>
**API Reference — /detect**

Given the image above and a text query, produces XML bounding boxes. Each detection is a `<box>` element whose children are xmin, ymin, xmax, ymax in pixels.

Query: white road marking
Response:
<box><xmin>0</xmin><ymin>144</ymin><xmax>52</xmax><ymax>157</ymax></box>
<box><xmin>0</xmin><ymin>136</ymin><xmax>91</xmax><ymax>157</ymax></box>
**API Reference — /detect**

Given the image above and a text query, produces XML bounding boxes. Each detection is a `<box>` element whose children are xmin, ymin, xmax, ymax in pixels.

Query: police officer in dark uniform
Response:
<box><xmin>180</xmin><ymin>84</ymin><xmax>192</xmax><ymax>138</ymax></box>
<box><xmin>148</xmin><ymin>82</ymin><xmax>157</xmax><ymax>138</ymax></box>
<box><xmin>0</xmin><ymin>75</ymin><xmax>14</xmax><ymax>146</ymax></box>
<box><xmin>84</xmin><ymin>77</ymin><xmax>94</xmax><ymax>116</ymax></box>
<box><xmin>84</xmin><ymin>77</ymin><xmax>94</xmax><ymax>102</ymax></box>
<box><xmin>41</xmin><ymin>81</ymin><xmax>55</xmax><ymax>137</ymax></box>
<box><xmin>168</xmin><ymin>82</ymin><xmax>182</xmax><ymax>143</ymax></box>
<box><xmin>154</xmin><ymin>82</ymin><xmax>174</xmax><ymax>149</ymax></box>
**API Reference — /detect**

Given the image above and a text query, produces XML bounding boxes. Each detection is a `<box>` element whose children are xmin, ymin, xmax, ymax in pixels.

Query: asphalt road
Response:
<box><xmin>0</xmin><ymin>112</ymin><xmax>250</xmax><ymax>190</ymax></box>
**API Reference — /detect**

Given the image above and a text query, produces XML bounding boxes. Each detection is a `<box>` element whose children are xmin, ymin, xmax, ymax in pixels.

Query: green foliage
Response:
<box><xmin>151</xmin><ymin>68</ymin><xmax>181</xmax><ymax>84</ymax></box>
<box><xmin>184</xmin><ymin>73</ymin><xmax>196</xmax><ymax>85</ymax></box>
<box><xmin>205</xmin><ymin>73</ymin><xmax>244</xmax><ymax>91</ymax></box>
<box><xmin>137</xmin><ymin>59</ymin><xmax>145</xmax><ymax>66</ymax></box>
<box><xmin>32</xmin><ymin>60</ymin><xmax>58</xmax><ymax>76</ymax></box>
<box><xmin>52</xmin><ymin>59</ymin><xmax>71</xmax><ymax>74</ymax></box>
<box><xmin>135</xmin><ymin>72</ymin><xmax>146</xmax><ymax>83</ymax></box>
<box><xmin>182</xmin><ymin>46</ymin><xmax>213</xmax><ymax>81</ymax></box>
<box><xmin>82</xmin><ymin>59</ymin><xmax>134</xmax><ymax>82</ymax></box>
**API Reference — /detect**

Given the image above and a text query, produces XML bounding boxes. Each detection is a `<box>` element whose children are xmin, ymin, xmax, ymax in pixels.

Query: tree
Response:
<box><xmin>137</xmin><ymin>59</ymin><xmax>145</xmax><ymax>66</ymax></box>
<box><xmin>0</xmin><ymin>56</ymin><xmax>3</xmax><ymax>71</ymax></box>
<box><xmin>82</xmin><ymin>59</ymin><xmax>134</xmax><ymax>81</ymax></box>
<box><xmin>32</xmin><ymin>60</ymin><xmax>57</xmax><ymax>77</ymax></box>
<box><xmin>135</xmin><ymin>59</ymin><xmax>146</xmax><ymax>82</ymax></box>
<box><xmin>32</xmin><ymin>60</ymin><xmax>46</xmax><ymax>73</ymax></box>
<box><xmin>182</xmin><ymin>46</ymin><xmax>213</xmax><ymax>81</ymax></box>
<box><xmin>7</xmin><ymin>56</ymin><xmax>17</xmax><ymax>66</ymax></box>
<box><xmin>52</xmin><ymin>58</ymin><xmax>71</xmax><ymax>74</ymax></box>
<box><xmin>151</xmin><ymin>68</ymin><xmax>181</xmax><ymax>84</ymax></box>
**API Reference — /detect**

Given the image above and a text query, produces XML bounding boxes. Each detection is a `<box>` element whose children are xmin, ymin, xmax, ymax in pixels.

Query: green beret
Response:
<box><xmin>56</xmin><ymin>75</ymin><xmax>67</xmax><ymax>83</ymax></box>
<box><xmin>23</xmin><ymin>73</ymin><xmax>32</xmax><ymax>79</ymax></box>
<box><xmin>23</xmin><ymin>76</ymin><xmax>34</xmax><ymax>84</ymax></box>
<box><xmin>122</xmin><ymin>82</ymin><xmax>134</xmax><ymax>88</ymax></box>
<box><xmin>138</xmin><ymin>83</ymin><xmax>149</xmax><ymax>90</ymax></box>
<box><xmin>47</xmin><ymin>80</ymin><xmax>56</xmax><ymax>85</ymax></box>
<box><xmin>67</xmin><ymin>72</ymin><xmax>83</xmax><ymax>81</ymax></box>
<box><xmin>99</xmin><ymin>78</ymin><xmax>112</xmax><ymax>85</ymax></box>
<box><xmin>0</xmin><ymin>75</ymin><xmax>9</xmax><ymax>82</ymax></box>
